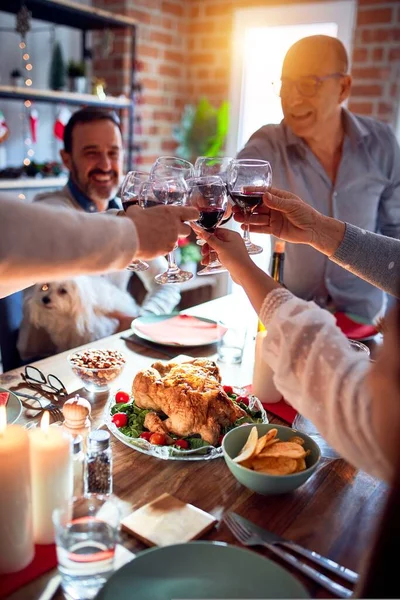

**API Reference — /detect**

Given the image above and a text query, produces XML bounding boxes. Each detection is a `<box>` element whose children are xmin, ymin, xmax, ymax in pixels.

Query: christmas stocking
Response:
<box><xmin>29</xmin><ymin>107</ymin><xmax>39</xmax><ymax>143</ymax></box>
<box><xmin>0</xmin><ymin>109</ymin><xmax>9</xmax><ymax>144</ymax></box>
<box><xmin>54</xmin><ymin>106</ymin><xmax>72</xmax><ymax>141</ymax></box>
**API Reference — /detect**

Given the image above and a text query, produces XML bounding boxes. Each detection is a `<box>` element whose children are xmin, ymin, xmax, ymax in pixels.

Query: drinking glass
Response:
<box><xmin>119</xmin><ymin>170</ymin><xmax>150</xmax><ymax>272</ymax></box>
<box><xmin>227</xmin><ymin>158</ymin><xmax>272</xmax><ymax>255</ymax></box>
<box><xmin>217</xmin><ymin>320</ymin><xmax>247</xmax><ymax>364</ymax></box>
<box><xmin>150</xmin><ymin>156</ymin><xmax>194</xmax><ymax>181</ymax></box>
<box><xmin>139</xmin><ymin>178</ymin><xmax>194</xmax><ymax>284</ymax></box>
<box><xmin>194</xmin><ymin>156</ymin><xmax>233</xmax><ymax>246</ymax></box>
<box><xmin>53</xmin><ymin>494</ymin><xmax>120</xmax><ymax>600</ymax></box>
<box><xmin>187</xmin><ymin>175</ymin><xmax>228</xmax><ymax>276</ymax></box>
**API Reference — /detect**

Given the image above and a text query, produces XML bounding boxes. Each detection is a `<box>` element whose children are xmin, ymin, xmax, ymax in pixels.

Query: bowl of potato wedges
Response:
<box><xmin>222</xmin><ymin>423</ymin><xmax>321</xmax><ymax>495</ymax></box>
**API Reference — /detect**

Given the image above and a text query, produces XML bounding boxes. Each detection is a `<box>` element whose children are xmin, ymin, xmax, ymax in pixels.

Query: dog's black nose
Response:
<box><xmin>42</xmin><ymin>296</ymin><xmax>51</xmax><ymax>305</ymax></box>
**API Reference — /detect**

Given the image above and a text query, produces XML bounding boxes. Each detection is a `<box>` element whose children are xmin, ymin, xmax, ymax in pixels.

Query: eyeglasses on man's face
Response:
<box><xmin>273</xmin><ymin>73</ymin><xmax>345</xmax><ymax>98</ymax></box>
<box><xmin>21</xmin><ymin>365</ymin><xmax>68</xmax><ymax>397</ymax></box>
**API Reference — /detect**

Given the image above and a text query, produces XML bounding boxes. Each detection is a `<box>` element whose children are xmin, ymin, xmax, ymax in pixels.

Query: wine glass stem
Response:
<box><xmin>167</xmin><ymin>250</ymin><xmax>179</xmax><ymax>272</ymax></box>
<box><xmin>242</xmin><ymin>210</ymin><xmax>251</xmax><ymax>244</ymax></box>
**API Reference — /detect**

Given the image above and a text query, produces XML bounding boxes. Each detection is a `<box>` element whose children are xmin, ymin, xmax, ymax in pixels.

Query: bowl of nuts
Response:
<box><xmin>68</xmin><ymin>348</ymin><xmax>126</xmax><ymax>393</ymax></box>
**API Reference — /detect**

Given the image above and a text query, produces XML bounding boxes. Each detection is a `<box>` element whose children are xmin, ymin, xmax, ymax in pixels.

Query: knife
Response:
<box><xmin>229</xmin><ymin>513</ymin><xmax>358</xmax><ymax>584</ymax></box>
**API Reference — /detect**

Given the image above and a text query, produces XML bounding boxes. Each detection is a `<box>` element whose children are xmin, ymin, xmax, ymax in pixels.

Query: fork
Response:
<box><xmin>19</xmin><ymin>398</ymin><xmax>64</xmax><ymax>422</ymax></box>
<box><xmin>224</xmin><ymin>513</ymin><xmax>353</xmax><ymax>599</ymax></box>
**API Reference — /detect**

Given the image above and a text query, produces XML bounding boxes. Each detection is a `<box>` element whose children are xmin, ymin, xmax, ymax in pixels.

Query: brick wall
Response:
<box><xmin>93</xmin><ymin>0</ymin><xmax>189</xmax><ymax>168</ymax></box>
<box><xmin>93</xmin><ymin>0</ymin><xmax>400</xmax><ymax>168</ymax></box>
<box><xmin>187</xmin><ymin>0</ymin><xmax>400</xmax><ymax>127</ymax></box>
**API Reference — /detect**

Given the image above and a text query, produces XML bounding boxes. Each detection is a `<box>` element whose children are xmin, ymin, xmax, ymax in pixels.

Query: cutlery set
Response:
<box><xmin>224</xmin><ymin>512</ymin><xmax>358</xmax><ymax>599</ymax></box>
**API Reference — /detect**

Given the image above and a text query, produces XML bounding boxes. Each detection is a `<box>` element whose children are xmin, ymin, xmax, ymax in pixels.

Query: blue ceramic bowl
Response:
<box><xmin>223</xmin><ymin>423</ymin><xmax>321</xmax><ymax>495</ymax></box>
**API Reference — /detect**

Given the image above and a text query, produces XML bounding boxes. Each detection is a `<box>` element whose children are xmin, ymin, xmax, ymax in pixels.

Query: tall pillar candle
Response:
<box><xmin>29</xmin><ymin>412</ymin><xmax>73</xmax><ymax>544</ymax></box>
<box><xmin>252</xmin><ymin>331</ymin><xmax>282</xmax><ymax>404</ymax></box>
<box><xmin>0</xmin><ymin>406</ymin><xmax>34</xmax><ymax>573</ymax></box>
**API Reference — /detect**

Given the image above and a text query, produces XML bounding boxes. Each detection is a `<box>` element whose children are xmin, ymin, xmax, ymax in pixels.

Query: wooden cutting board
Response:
<box><xmin>121</xmin><ymin>493</ymin><xmax>218</xmax><ymax>547</ymax></box>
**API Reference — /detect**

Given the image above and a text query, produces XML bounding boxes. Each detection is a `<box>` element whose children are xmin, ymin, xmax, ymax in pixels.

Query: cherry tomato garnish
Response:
<box><xmin>149</xmin><ymin>432</ymin><xmax>166</xmax><ymax>445</ymax></box>
<box><xmin>112</xmin><ymin>412</ymin><xmax>128</xmax><ymax>428</ymax></box>
<box><xmin>140</xmin><ymin>432</ymin><xmax>152</xmax><ymax>441</ymax></box>
<box><xmin>115</xmin><ymin>390</ymin><xmax>130</xmax><ymax>404</ymax></box>
<box><xmin>237</xmin><ymin>395</ymin><xmax>249</xmax><ymax>405</ymax></box>
<box><xmin>223</xmin><ymin>385</ymin><xmax>233</xmax><ymax>395</ymax></box>
<box><xmin>175</xmin><ymin>439</ymin><xmax>189</xmax><ymax>450</ymax></box>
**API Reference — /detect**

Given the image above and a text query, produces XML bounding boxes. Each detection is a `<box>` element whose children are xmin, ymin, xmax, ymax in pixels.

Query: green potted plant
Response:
<box><xmin>176</xmin><ymin>238</ymin><xmax>202</xmax><ymax>275</ymax></box>
<box><xmin>10</xmin><ymin>69</ymin><xmax>24</xmax><ymax>87</ymax></box>
<box><xmin>173</xmin><ymin>97</ymin><xmax>229</xmax><ymax>163</ymax></box>
<box><xmin>67</xmin><ymin>60</ymin><xmax>87</xmax><ymax>93</ymax></box>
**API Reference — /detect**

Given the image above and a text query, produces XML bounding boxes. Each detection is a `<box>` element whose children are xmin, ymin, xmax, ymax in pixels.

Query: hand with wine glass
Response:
<box><xmin>139</xmin><ymin>178</ymin><xmax>194</xmax><ymax>284</ymax></box>
<box><xmin>227</xmin><ymin>159</ymin><xmax>272</xmax><ymax>255</ymax></box>
<box><xmin>119</xmin><ymin>170</ymin><xmax>150</xmax><ymax>272</ymax></box>
<box><xmin>187</xmin><ymin>175</ymin><xmax>228</xmax><ymax>275</ymax></box>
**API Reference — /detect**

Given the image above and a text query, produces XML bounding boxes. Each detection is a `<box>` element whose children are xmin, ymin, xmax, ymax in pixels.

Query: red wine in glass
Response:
<box><xmin>230</xmin><ymin>191</ymin><xmax>264</xmax><ymax>211</ymax></box>
<box><xmin>122</xmin><ymin>196</ymin><xmax>139</xmax><ymax>211</ymax></box>
<box><xmin>197</xmin><ymin>207</ymin><xmax>225</xmax><ymax>232</ymax></box>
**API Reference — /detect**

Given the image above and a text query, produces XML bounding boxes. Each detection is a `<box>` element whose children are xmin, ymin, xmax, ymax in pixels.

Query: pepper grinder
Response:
<box><xmin>62</xmin><ymin>394</ymin><xmax>91</xmax><ymax>446</ymax></box>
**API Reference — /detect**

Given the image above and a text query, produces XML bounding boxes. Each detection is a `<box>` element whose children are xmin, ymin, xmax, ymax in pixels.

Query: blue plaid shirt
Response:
<box><xmin>238</xmin><ymin>108</ymin><xmax>400</xmax><ymax>320</ymax></box>
<box><xmin>67</xmin><ymin>178</ymin><xmax>121</xmax><ymax>212</ymax></box>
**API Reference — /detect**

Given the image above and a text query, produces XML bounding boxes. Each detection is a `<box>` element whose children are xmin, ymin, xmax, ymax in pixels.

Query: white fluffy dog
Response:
<box><xmin>24</xmin><ymin>276</ymin><xmax>138</xmax><ymax>353</ymax></box>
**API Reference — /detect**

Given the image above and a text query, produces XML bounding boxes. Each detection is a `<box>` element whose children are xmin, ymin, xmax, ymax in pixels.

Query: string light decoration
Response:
<box><xmin>15</xmin><ymin>5</ymin><xmax>37</xmax><ymax>168</ymax></box>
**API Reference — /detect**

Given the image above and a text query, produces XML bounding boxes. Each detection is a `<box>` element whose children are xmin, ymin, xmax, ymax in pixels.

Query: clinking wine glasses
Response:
<box><xmin>120</xmin><ymin>170</ymin><xmax>150</xmax><ymax>272</ymax></box>
<box><xmin>187</xmin><ymin>175</ymin><xmax>228</xmax><ymax>276</ymax></box>
<box><xmin>227</xmin><ymin>159</ymin><xmax>272</xmax><ymax>255</ymax></box>
<box><xmin>139</xmin><ymin>178</ymin><xmax>194</xmax><ymax>285</ymax></box>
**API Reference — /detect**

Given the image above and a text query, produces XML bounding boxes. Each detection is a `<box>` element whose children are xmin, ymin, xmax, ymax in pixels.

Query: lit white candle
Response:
<box><xmin>29</xmin><ymin>412</ymin><xmax>73</xmax><ymax>544</ymax></box>
<box><xmin>0</xmin><ymin>405</ymin><xmax>34</xmax><ymax>573</ymax></box>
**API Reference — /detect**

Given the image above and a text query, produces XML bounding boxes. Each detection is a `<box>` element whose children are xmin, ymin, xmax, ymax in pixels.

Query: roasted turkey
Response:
<box><xmin>132</xmin><ymin>359</ymin><xmax>246</xmax><ymax>445</ymax></box>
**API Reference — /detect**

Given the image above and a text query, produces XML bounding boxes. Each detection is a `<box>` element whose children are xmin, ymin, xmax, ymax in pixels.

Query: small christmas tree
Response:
<box><xmin>49</xmin><ymin>42</ymin><xmax>66</xmax><ymax>91</ymax></box>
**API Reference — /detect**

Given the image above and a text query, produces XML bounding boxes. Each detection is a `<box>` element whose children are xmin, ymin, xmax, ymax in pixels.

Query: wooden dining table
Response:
<box><xmin>1</xmin><ymin>295</ymin><xmax>388</xmax><ymax>600</ymax></box>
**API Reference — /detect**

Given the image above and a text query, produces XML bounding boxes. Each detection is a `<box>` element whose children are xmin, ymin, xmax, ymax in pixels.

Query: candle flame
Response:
<box><xmin>0</xmin><ymin>405</ymin><xmax>6</xmax><ymax>434</ymax></box>
<box><xmin>40</xmin><ymin>410</ymin><xmax>50</xmax><ymax>432</ymax></box>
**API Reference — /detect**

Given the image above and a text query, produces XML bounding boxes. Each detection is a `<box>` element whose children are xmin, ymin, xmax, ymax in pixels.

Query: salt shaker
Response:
<box><xmin>85</xmin><ymin>430</ymin><xmax>112</xmax><ymax>495</ymax></box>
<box><xmin>72</xmin><ymin>435</ymin><xmax>84</xmax><ymax>497</ymax></box>
<box><xmin>252</xmin><ymin>330</ymin><xmax>282</xmax><ymax>403</ymax></box>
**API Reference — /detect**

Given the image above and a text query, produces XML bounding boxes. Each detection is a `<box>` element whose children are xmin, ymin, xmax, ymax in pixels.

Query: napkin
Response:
<box><xmin>244</xmin><ymin>385</ymin><xmax>297</xmax><ymax>425</ymax></box>
<box><xmin>134</xmin><ymin>315</ymin><xmax>225</xmax><ymax>346</ymax></box>
<box><xmin>334</xmin><ymin>312</ymin><xmax>378</xmax><ymax>340</ymax></box>
<box><xmin>0</xmin><ymin>391</ymin><xmax>9</xmax><ymax>407</ymax></box>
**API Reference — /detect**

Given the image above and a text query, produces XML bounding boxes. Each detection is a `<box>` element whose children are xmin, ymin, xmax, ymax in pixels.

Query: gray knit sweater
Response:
<box><xmin>331</xmin><ymin>223</ymin><xmax>400</xmax><ymax>297</ymax></box>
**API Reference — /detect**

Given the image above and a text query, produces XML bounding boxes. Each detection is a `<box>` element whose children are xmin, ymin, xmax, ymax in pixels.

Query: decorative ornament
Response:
<box><xmin>0</xmin><ymin>110</ymin><xmax>9</xmax><ymax>145</ymax></box>
<box><xmin>54</xmin><ymin>106</ymin><xmax>71</xmax><ymax>141</ymax></box>
<box><xmin>92</xmin><ymin>77</ymin><xmax>106</xmax><ymax>100</ymax></box>
<box><xmin>15</xmin><ymin>5</ymin><xmax>31</xmax><ymax>41</ymax></box>
<box><xmin>49</xmin><ymin>42</ymin><xmax>66</xmax><ymax>91</ymax></box>
<box><xmin>29</xmin><ymin>107</ymin><xmax>38</xmax><ymax>143</ymax></box>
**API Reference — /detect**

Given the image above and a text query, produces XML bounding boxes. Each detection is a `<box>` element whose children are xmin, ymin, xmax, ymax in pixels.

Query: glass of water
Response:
<box><xmin>53</xmin><ymin>494</ymin><xmax>120</xmax><ymax>600</ymax></box>
<box><xmin>217</xmin><ymin>320</ymin><xmax>247</xmax><ymax>364</ymax></box>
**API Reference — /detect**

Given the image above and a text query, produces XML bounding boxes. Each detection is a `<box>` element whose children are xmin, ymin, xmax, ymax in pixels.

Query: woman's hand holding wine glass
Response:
<box><xmin>187</xmin><ymin>175</ymin><xmax>228</xmax><ymax>276</ymax></box>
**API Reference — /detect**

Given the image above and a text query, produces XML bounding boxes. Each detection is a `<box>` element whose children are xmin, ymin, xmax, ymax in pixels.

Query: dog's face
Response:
<box><xmin>31</xmin><ymin>281</ymin><xmax>81</xmax><ymax>316</ymax></box>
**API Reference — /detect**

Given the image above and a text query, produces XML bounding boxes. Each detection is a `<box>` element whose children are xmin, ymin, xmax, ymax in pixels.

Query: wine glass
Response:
<box><xmin>194</xmin><ymin>157</ymin><xmax>233</xmax><ymax>246</ymax></box>
<box><xmin>119</xmin><ymin>171</ymin><xmax>150</xmax><ymax>272</ymax></box>
<box><xmin>139</xmin><ymin>178</ymin><xmax>194</xmax><ymax>285</ymax></box>
<box><xmin>187</xmin><ymin>176</ymin><xmax>228</xmax><ymax>276</ymax></box>
<box><xmin>227</xmin><ymin>159</ymin><xmax>272</xmax><ymax>255</ymax></box>
<box><xmin>119</xmin><ymin>170</ymin><xmax>149</xmax><ymax>210</ymax></box>
<box><xmin>150</xmin><ymin>156</ymin><xmax>194</xmax><ymax>181</ymax></box>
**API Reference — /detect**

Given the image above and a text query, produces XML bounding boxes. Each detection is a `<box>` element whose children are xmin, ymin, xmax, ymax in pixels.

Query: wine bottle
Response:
<box><xmin>270</xmin><ymin>240</ymin><xmax>286</xmax><ymax>285</ymax></box>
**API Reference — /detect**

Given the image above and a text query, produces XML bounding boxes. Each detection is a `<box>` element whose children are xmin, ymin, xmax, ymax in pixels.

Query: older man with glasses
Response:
<box><xmin>236</xmin><ymin>34</ymin><xmax>400</xmax><ymax>322</ymax></box>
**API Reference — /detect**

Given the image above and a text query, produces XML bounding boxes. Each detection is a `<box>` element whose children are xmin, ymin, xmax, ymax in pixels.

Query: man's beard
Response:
<box><xmin>71</xmin><ymin>162</ymin><xmax>119</xmax><ymax>202</ymax></box>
